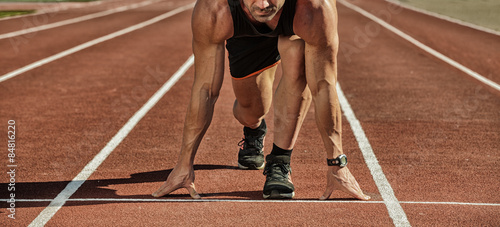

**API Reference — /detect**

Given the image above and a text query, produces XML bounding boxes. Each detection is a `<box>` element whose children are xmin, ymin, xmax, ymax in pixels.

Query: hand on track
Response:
<box><xmin>152</xmin><ymin>165</ymin><xmax>201</xmax><ymax>199</ymax></box>
<box><xmin>319</xmin><ymin>166</ymin><xmax>370</xmax><ymax>201</ymax></box>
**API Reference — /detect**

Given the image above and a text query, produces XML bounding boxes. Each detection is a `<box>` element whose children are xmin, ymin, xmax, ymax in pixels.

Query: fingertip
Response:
<box><xmin>190</xmin><ymin>192</ymin><xmax>201</xmax><ymax>199</ymax></box>
<box><xmin>152</xmin><ymin>191</ymin><xmax>162</xmax><ymax>198</ymax></box>
<box><xmin>356</xmin><ymin>193</ymin><xmax>370</xmax><ymax>201</ymax></box>
<box><xmin>188</xmin><ymin>188</ymin><xmax>201</xmax><ymax>199</ymax></box>
<box><xmin>192</xmin><ymin>194</ymin><xmax>201</xmax><ymax>199</ymax></box>
<box><xmin>320</xmin><ymin>191</ymin><xmax>332</xmax><ymax>200</ymax></box>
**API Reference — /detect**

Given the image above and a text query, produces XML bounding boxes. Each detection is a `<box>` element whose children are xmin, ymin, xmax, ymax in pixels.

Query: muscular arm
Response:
<box><xmin>295</xmin><ymin>0</ymin><xmax>342</xmax><ymax>159</ymax></box>
<box><xmin>179</xmin><ymin>40</ymin><xmax>225</xmax><ymax>165</ymax></box>
<box><xmin>153</xmin><ymin>0</ymin><xmax>232</xmax><ymax>198</ymax></box>
<box><xmin>295</xmin><ymin>0</ymin><xmax>370</xmax><ymax>200</ymax></box>
<box><xmin>177</xmin><ymin>0</ymin><xmax>233</xmax><ymax>165</ymax></box>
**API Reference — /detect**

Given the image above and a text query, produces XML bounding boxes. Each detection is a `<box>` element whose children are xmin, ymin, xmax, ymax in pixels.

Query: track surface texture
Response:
<box><xmin>0</xmin><ymin>0</ymin><xmax>499</xmax><ymax>226</ymax></box>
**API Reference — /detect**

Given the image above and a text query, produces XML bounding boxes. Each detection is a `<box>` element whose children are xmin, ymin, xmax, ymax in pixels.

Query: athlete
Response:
<box><xmin>153</xmin><ymin>0</ymin><xmax>370</xmax><ymax>200</ymax></box>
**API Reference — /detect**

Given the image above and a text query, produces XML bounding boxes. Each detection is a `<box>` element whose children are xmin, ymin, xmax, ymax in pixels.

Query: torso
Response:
<box><xmin>227</xmin><ymin>0</ymin><xmax>297</xmax><ymax>38</ymax></box>
<box><xmin>193</xmin><ymin>0</ymin><xmax>334</xmax><ymax>46</ymax></box>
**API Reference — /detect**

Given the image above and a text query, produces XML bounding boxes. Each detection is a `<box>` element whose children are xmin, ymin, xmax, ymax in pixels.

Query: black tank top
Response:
<box><xmin>227</xmin><ymin>0</ymin><xmax>297</xmax><ymax>38</ymax></box>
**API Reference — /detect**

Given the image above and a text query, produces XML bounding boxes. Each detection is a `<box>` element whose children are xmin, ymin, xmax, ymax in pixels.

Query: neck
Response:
<box><xmin>239</xmin><ymin>0</ymin><xmax>283</xmax><ymax>29</ymax></box>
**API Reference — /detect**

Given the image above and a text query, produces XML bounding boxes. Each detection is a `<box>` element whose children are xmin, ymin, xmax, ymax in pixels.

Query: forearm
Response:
<box><xmin>176</xmin><ymin>42</ymin><xmax>225</xmax><ymax>166</ymax></box>
<box><xmin>312</xmin><ymin>85</ymin><xmax>343</xmax><ymax>159</ymax></box>
<box><xmin>177</xmin><ymin>88</ymin><xmax>217</xmax><ymax>165</ymax></box>
<box><xmin>305</xmin><ymin>43</ymin><xmax>343</xmax><ymax>159</ymax></box>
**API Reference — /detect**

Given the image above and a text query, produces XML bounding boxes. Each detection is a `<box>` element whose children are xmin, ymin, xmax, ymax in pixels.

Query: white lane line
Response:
<box><xmin>0</xmin><ymin>0</ymin><xmax>162</xmax><ymax>40</ymax></box>
<box><xmin>399</xmin><ymin>201</ymin><xmax>500</xmax><ymax>206</ymax></box>
<box><xmin>15</xmin><ymin>198</ymin><xmax>384</xmax><ymax>204</ymax></box>
<box><xmin>336</xmin><ymin>83</ymin><xmax>411</xmax><ymax>227</ymax></box>
<box><xmin>28</xmin><ymin>55</ymin><xmax>194</xmax><ymax>226</ymax></box>
<box><xmin>0</xmin><ymin>1</ymin><xmax>103</xmax><ymax>22</ymax></box>
<box><xmin>0</xmin><ymin>2</ymin><xmax>195</xmax><ymax>84</ymax></box>
<box><xmin>8</xmin><ymin>198</ymin><xmax>500</xmax><ymax>206</ymax></box>
<box><xmin>338</xmin><ymin>0</ymin><xmax>500</xmax><ymax>93</ymax></box>
<box><xmin>384</xmin><ymin>0</ymin><xmax>500</xmax><ymax>36</ymax></box>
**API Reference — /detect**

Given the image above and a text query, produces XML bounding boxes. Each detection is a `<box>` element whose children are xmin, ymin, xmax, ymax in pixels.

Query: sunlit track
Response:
<box><xmin>384</xmin><ymin>0</ymin><xmax>500</xmax><ymax>36</ymax></box>
<box><xmin>0</xmin><ymin>0</ymin><xmax>102</xmax><ymax>22</ymax></box>
<box><xmin>337</xmin><ymin>83</ymin><xmax>410</xmax><ymax>226</ymax></box>
<box><xmin>0</xmin><ymin>0</ymin><xmax>162</xmax><ymax>40</ymax></box>
<box><xmin>0</xmin><ymin>2</ymin><xmax>195</xmax><ymax>83</ymax></box>
<box><xmin>1</xmin><ymin>0</ymin><xmax>499</xmax><ymax>226</ymax></box>
<box><xmin>28</xmin><ymin>55</ymin><xmax>194</xmax><ymax>226</ymax></box>
<box><xmin>338</xmin><ymin>0</ymin><xmax>500</xmax><ymax>92</ymax></box>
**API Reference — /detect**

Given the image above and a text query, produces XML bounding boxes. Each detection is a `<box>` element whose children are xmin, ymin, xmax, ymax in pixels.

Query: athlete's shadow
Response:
<box><xmin>0</xmin><ymin>164</ymin><xmax>262</xmax><ymax>209</ymax></box>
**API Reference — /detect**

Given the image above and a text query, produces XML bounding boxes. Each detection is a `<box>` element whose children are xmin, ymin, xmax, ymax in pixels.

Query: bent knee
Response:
<box><xmin>234</xmin><ymin>99</ymin><xmax>268</xmax><ymax>116</ymax></box>
<box><xmin>310</xmin><ymin>79</ymin><xmax>336</xmax><ymax>97</ymax></box>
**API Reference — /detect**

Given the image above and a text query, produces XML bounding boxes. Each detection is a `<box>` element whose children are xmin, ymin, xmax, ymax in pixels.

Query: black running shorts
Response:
<box><xmin>226</xmin><ymin>36</ymin><xmax>281</xmax><ymax>80</ymax></box>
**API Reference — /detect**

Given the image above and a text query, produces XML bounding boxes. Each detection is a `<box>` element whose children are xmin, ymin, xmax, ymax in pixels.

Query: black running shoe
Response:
<box><xmin>237</xmin><ymin>120</ymin><xmax>266</xmax><ymax>170</ymax></box>
<box><xmin>263</xmin><ymin>155</ymin><xmax>294</xmax><ymax>199</ymax></box>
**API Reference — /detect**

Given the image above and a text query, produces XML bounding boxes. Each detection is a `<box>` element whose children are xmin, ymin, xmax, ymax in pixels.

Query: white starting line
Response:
<box><xmin>6</xmin><ymin>198</ymin><xmax>500</xmax><ymax>206</ymax></box>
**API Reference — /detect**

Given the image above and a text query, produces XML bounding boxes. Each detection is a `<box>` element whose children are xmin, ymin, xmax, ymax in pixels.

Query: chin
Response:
<box><xmin>254</xmin><ymin>17</ymin><xmax>271</xmax><ymax>23</ymax></box>
<box><xmin>252</xmin><ymin>13</ymin><xmax>275</xmax><ymax>22</ymax></box>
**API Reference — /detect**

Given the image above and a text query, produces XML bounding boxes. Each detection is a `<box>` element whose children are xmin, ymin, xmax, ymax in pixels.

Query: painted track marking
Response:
<box><xmin>384</xmin><ymin>0</ymin><xmax>500</xmax><ymax>36</ymax></box>
<box><xmin>0</xmin><ymin>0</ymin><xmax>162</xmax><ymax>40</ymax></box>
<box><xmin>28</xmin><ymin>55</ymin><xmax>194</xmax><ymax>226</ymax></box>
<box><xmin>7</xmin><ymin>198</ymin><xmax>500</xmax><ymax>206</ymax></box>
<box><xmin>0</xmin><ymin>1</ymin><xmax>102</xmax><ymax>22</ymax></box>
<box><xmin>0</xmin><ymin>2</ymin><xmax>195</xmax><ymax>84</ymax></box>
<box><xmin>338</xmin><ymin>0</ymin><xmax>500</xmax><ymax>93</ymax></box>
<box><xmin>337</xmin><ymin>83</ymin><xmax>411</xmax><ymax>227</ymax></box>
<box><xmin>4</xmin><ymin>1</ymin><xmax>494</xmax><ymax>226</ymax></box>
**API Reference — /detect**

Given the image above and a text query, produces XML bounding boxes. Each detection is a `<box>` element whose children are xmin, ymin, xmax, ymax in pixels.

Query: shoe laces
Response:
<box><xmin>263</xmin><ymin>162</ymin><xmax>291</xmax><ymax>180</ymax></box>
<box><xmin>238</xmin><ymin>135</ymin><xmax>264</xmax><ymax>152</ymax></box>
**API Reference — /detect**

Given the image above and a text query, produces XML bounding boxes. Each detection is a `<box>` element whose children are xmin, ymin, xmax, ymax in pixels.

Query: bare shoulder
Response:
<box><xmin>192</xmin><ymin>0</ymin><xmax>234</xmax><ymax>43</ymax></box>
<box><xmin>294</xmin><ymin>0</ymin><xmax>338</xmax><ymax>45</ymax></box>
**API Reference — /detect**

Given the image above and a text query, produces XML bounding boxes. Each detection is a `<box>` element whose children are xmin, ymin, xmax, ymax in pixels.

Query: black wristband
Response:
<box><xmin>326</xmin><ymin>154</ymin><xmax>347</xmax><ymax>167</ymax></box>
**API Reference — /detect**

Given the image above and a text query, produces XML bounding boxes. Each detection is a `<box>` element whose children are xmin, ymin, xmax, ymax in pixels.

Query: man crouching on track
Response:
<box><xmin>153</xmin><ymin>0</ymin><xmax>370</xmax><ymax>200</ymax></box>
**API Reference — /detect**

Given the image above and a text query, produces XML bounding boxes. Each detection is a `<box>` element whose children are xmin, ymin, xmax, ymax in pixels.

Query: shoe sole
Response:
<box><xmin>238</xmin><ymin>162</ymin><xmax>265</xmax><ymax>170</ymax></box>
<box><xmin>263</xmin><ymin>190</ymin><xmax>295</xmax><ymax>199</ymax></box>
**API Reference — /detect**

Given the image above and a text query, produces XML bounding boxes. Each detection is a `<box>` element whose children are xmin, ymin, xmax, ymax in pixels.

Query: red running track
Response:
<box><xmin>0</xmin><ymin>0</ymin><xmax>499</xmax><ymax>226</ymax></box>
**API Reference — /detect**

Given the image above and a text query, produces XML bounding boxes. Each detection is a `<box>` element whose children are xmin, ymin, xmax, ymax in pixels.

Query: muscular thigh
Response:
<box><xmin>278</xmin><ymin>35</ymin><xmax>306</xmax><ymax>87</ymax></box>
<box><xmin>231</xmin><ymin>66</ymin><xmax>277</xmax><ymax>109</ymax></box>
